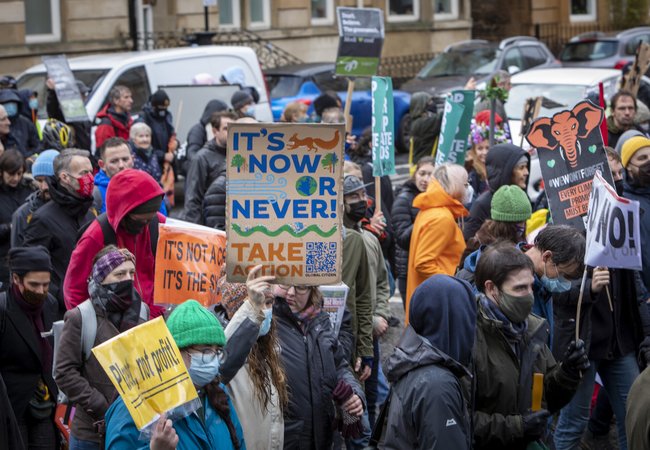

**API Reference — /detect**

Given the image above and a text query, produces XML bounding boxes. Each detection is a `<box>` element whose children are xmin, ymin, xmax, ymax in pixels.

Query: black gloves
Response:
<box><xmin>522</xmin><ymin>409</ymin><xmax>551</xmax><ymax>440</ymax></box>
<box><xmin>562</xmin><ymin>339</ymin><xmax>590</xmax><ymax>378</ymax></box>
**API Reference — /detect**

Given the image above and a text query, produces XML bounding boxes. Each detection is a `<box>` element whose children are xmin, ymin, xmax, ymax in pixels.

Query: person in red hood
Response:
<box><xmin>95</xmin><ymin>85</ymin><xmax>133</xmax><ymax>150</ymax></box>
<box><xmin>63</xmin><ymin>169</ymin><xmax>166</xmax><ymax>317</ymax></box>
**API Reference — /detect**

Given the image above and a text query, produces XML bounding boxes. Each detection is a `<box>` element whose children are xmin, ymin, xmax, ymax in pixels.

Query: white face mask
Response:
<box><xmin>463</xmin><ymin>184</ymin><xmax>474</xmax><ymax>204</ymax></box>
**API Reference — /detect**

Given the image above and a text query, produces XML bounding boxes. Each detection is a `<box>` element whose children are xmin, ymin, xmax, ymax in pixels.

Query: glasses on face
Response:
<box><xmin>188</xmin><ymin>348</ymin><xmax>225</xmax><ymax>364</ymax></box>
<box><xmin>278</xmin><ymin>284</ymin><xmax>310</xmax><ymax>294</ymax></box>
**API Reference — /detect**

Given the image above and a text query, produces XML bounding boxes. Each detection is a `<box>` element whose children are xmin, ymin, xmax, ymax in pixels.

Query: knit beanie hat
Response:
<box><xmin>31</xmin><ymin>150</ymin><xmax>59</xmax><ymax>177</ymax></box>
<box><xmin>614</xmin><ymin>129</ymin><xmax>644</xmax><ymax>155</ymax></box>
<box><xmin>231</xmin><ymin>90</ymin><xmax>254</xmax><ymax>110</ymax></box>
<box><xmin>621</xmin><ymin>136</ymin><xmax>650</xmax><ymax>168</ymax></box>
<box><xmin>491</xmin><ymin>185</ymin><xmax>532</xmax><ymax>222</ymax></box>
<box><xmin>92</xmin><ymin>248</ymin><xmax>135</xmax><ymax>284</ymax></box>
<box><xmin>166</xmin><ymin>300</ymin><xmax>226</xmax><ymax>349</ymax></box>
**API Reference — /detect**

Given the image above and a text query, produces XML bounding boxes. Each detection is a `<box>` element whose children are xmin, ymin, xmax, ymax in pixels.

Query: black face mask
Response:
<box><xmin>615</xmin><ymin>179</ymin><xmax>625</xmax><ymax>196</ymax></box>
<box><xmin>23</xmin><ymin>289</ymin><xmax>48</xmax><ymax>306</ymax></box>
<box><xmin>345</xmin><ymin>201</ymin><xmax>367</xmax><ymax>223</ymax></box>
<box><xmin>630</xmin><ymin>160</ymin><xmax>650</xmax><ymax>186</ymax></box>
<box><xmin>122</xmin><ymin>215</ymin><xmax>149</xmax><ymax>235</ymax></box>
<box><xmin>103</xmin><ymin>279</ymin><xmax>133</xmax><ymax>311</ymax></box>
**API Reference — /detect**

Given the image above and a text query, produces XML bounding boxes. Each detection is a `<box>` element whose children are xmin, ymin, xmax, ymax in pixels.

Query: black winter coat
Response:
<box><xmin>463</xmin><ymin>144</ymin><xmax>530</xmax><ymax>242</ymax></box>
<box><xmin>10</xmin><ymin>190</ymin><xmax>46</xmax><ymax>248</ymax></box>
<box><xmin>203</xmin><ymin>170</ymin><xmax>226</xmax><ymax>230</ymax></box>
<box><xmin>0</xmin><ymin>90</ymin><xmax>40</xmax><ymax>157</ymax></box>
<box><xmin>0</xmin><ymin>180</ymin><xmax>35</xmax><ymax>286</ymax></box>
<box><xmin>0</xmin><ymin>289</ymin><xmax>59</xmax><ymax>421</ymax></box>
<box><xmin>22</xmin><ymin>177</ymin><xmax>95</xmax><ymax>314</ymax></box>
<box><xmin>183</xmin><ymin>99</ymin><xmax>228</xmax><ymax>175</ymax></box>
<box><xmin>0</xmin><ymin>371</ymin><xmax>23</xmax><ymax>450</ymax></box>
<box><xmin>391</xmin><ymin>180</ymin><xmax>420</xmax><ymax>280</ymax></box>
<box><xmin>182</xmin><ymin>140</ymin><xmax>227</xmax><ymax>224</ymax></box>
<box><xmin>274</xmin><ymin>298</ymin><xmax>364</xmax><ymax>450</ymax></box>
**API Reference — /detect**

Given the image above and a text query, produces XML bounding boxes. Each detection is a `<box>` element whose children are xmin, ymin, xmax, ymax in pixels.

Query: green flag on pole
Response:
<box><xmin>371</xmin><ymin>76</ymin><xmax>395</xmax><ymax>176</ymax></box>
<box><xmin>435</xmin><ymin>90</ymin><xmax>475</xmax><ymax>165</ymax></box>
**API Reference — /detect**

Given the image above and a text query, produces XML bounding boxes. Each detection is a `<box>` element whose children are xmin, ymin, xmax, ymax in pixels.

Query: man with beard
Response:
<box><xmin>23</xmin><ymin>149</ymin><xmax>97</xmax><ymax>315</ymax></box>
<box><xmin>0</xmin><ymin>246</ymin><xmax>59</xmax><ymax>449</ymax></box>
<box><xmin>607</xmin><ymin>91</ymin><xmax>646</xmax><ymax>149</ymax></box>
<box><xmin>11</xmin><ymin>150</ymin><xmax>59</xmax><ymax>247</ymax></box>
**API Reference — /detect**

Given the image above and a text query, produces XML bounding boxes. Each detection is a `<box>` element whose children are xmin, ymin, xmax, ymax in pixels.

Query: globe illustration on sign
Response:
<box><xmin>295</xmin><ymin>176</ymin><xmax>317</xmax><ymax>197</ymax></box>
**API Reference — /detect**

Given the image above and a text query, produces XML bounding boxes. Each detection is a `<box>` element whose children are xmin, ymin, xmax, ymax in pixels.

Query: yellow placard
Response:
<box><xmin>92</xmin><ymin>317</ymin><xmax>198</xmax><ymax>430</ymax></box>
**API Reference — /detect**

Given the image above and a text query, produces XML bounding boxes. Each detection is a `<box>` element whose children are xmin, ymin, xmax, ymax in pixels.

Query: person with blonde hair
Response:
<box><xmin>281</xmin><ymin>102</ymin><xmax>308</xmax><ymax>123</ymax></box>
<box><xmin>405</xmin><ymin>163</ymin><xmax>470</xmax><ymax>321</ymax></box>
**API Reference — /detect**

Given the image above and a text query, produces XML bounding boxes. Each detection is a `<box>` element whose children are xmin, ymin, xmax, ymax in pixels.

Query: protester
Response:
<box><xmin>203</xmin><ymin>168</ymin><xmax>227</xmax><ymax>230</ymax></box>
<box><xmin>0</xmin><ymin>104</ymin><xmax>15</xmax><ymax>153</ymax></box>
<box><xmin>0</xmin><ymin>247</ymin><xmax>59</xmax><ymax>450</ymax></box>
<box><xmin>463</xmin><ymin>143</ymin><xmax>530</xmax><ymax>241</ymax></box>
<box><xmin>183</xmin><ymin>111</ymin><xmax>237</xmax><ymax>224</ymax></box>
<box><xmin>380</xmin><ymin>275</ymin><xmax>475</xmax><ymax>449</ymax></box>
<box><xmin>64</xmin><ymin>168</ymin><xmax>165</xmax><ymax>317</ymax></box>
<box><xmin>182</xmin><ymin>99</ymin><xmax>228</xmax><ymax>175</ymax></box>
<box><xmin>105</xmin><ymin>300</ymin><xmax>245</xmax><ymax>449</ymax></box>
<box><xmin>405</xmin><ymin>163</ymin><xmax>469</xmax><ymax>320</ymax></box>
<box><xmin>23</xmin><ymin>149</ymin><xmax>97</xmax><ymax>314</ymax></box>
<box><xmin>56</xmin><ymin>246</ymin><xmax>148</xmax><ymax>450</ymax></box>
<box><xmin>626</xmin><ymin>367</ymin><xmax>650</xmax><ymax>450</ymax></box>
<box><xmin>408</xmin><ymin>92</ymin><xmax>441</xmax><ymax>169</ymax></box>
<box><xmin>281</xmin><ymin>102</ymin><xmax>308</xmax><ymax>122</ymax></box>
<box><xmin>472</xmin><ymin>243</ymin><xmax>588</xmax><ymax>449</ymax></box>
<box><xmin>135</xmin><ymin>89</ymin><xmax>177</xmax><ymax>169</ymax></box>
<box><xmin>0</xmin><ymin>372</ymin><xmax>23</xmax><ymax>450</ymax></box>
<box><xmin>94</xmin><ymin>137</ymin><xmax>134</xmax><ymax>213</ymax></box>
<box><xmin>321</xmin><ymin>107</ymin><xmax>345</xmax><ymax>124</ymax></box>
<box><xmin>466</xmin><ymin>113</ymin><xmax>508</xmax><ymax>198</ymax></box>
<box><xmin>220</xmin><ymin>67</ymin><xmax>260</xmax><ymax>104</ymax></box>
<box><xmin>45</xmin><ymin>77</ymin><xmax>92</xmax><ymax>152</ymax></box>
<box><xmin>0</xmin><ymin>150</ymin><xmax>34</xmax><ymax>287</ymax></box>
<box><xmin>129</xmin><ymin>122</ymin><xmax>162</xmax><ymax>182</ymax></box>
<box><xmin>312</xmin><ymin>92</ymin><xmax>342</xmax><ymax>122</ymax></box>
<box><xmin>94</xmin><ymin>85</ymin><xmax>133</xmax><ymax>150</ymax></box>
<box><xmin>608</xmin><ymin>90</ymin><xmax>645</xmax><ymax>149</ymax></box>
<box><xmin>0</xmin><ymin>89</ymin><xmax>40</xmax><ymax>157</ymax></box>
<box><xmin>614</xmin><ymin>128</ymin><xmax>644</xmax><ymax>155</ymax></box>
<box><xmin>231</xmin><ymin>90</ymin><xmax>255</xmax><ymax>119</ymax></box>
<box><xmin>392</xmin><ymin>156</ymin><xmax>434</xmax><ymax>305</ymax></box>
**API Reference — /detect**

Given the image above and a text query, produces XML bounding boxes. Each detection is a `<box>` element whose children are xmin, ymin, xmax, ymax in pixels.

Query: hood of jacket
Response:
<box><xmin>486</xmin><ymin>143</ymin><xmax>530</xmax><ymax>193</ymax></box>
<box><xmin>413</xmin><ymin>178</ymin><xmax>467</xmax><ymax>219</ymax></box>
<box><xmin>200</xmin><ymin>100</ymin><xmax>228</xmax><ymax>125</ymax></box>
<box><xmin>94</xmin><ymin>169</ymin><xmax>110</xmax><ymax>191</ymax></box>
<box><xmin>0</xmin><ymin>89</ymin><xmax>24</xmax><ymax>119</ymax></box>
<box><xmin>222</xmin><ymin>67</ymin><xmax>246</xmax><ymax>86</ymax></box>
<box><xmin>409</xmin><ymin>92</ymin><xmax>432</xmax><ymax>118</ymax></box>
<box><xmin>105</xmin><ymin>168</ymin><xmax>164</xmax><ymax>230</ymax></box>
<box><xmin>463</xmin><ymin>244</ymin><xmax>485</xmax><ymax>273</ymax></box>
<box><xmin>46</xmin><ymin>175</ymin><xmax>93</xmax><ymax>217</ymax></box>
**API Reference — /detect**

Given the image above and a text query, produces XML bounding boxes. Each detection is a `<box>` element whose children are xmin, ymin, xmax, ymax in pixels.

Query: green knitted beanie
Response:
<box><xmin>166</xmin><ymin>300</ymin><xmax>226</xmax><ymax>349</ymax></box>
<box><xmin>491</xmin><ymin>185</ymin><xmax>532</xmax><ymax>222</ymax></box>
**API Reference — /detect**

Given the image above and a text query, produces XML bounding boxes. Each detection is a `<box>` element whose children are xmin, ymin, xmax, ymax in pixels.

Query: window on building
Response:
<box><xmin>24</xmin><ymin>0</ymin><xmax>61</xmax><ymax>43</ymax></box>
<box><xmin>311</xmin><ymin>0</ymin><xmax>334</xmax><ymax>25</ymax></box>
<box><xmin>434</xmin><ymin>0</ymin><xmax>459</xmax><ymax>20</ymax></box>
<box><xmin>387</xmin><ymin>0</ymin><xmax>419</xmax><ymax>21</ymax></box>
<box><xmin>570</xmin><ymin>0</ymin><xmax>596</xmax><ymax>22</ymax></box>
<box><xmin>219</xmin><ymin>0</ymin><xmax>241</xmax><ymax>28</ymax></box>
<box><xmin>248</xmin><ymin>0</ymin><xmax>270</xmax><ymax>29</ymax></box>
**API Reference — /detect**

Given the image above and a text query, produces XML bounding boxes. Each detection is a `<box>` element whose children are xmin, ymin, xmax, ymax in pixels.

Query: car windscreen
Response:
<box><xmin>265</xmin><ymin>74</ymin><xmax>303</xmax><ymax>98</ymax></box>
<box><xmin>559</xmin><ymin>40</ymin><xmax>618</xmax><ymax>62</ymax></box>
<box><xmin>417</xmin><ymin>47</ymin><xmax>498</xmax><ymax>77</ymax></box>
<box><xmin>506</xmin><ymin>83</ymin><xmax>592</xmax><ymax>120</ymax></box>
<box><xmin>17</xmin><ymin>69</ymin><xmax>108</xmax><ymax>118</ymax></box>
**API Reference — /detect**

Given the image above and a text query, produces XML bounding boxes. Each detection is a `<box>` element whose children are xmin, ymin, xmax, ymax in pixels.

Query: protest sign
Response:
<box><xmin>621</xmin><ymin>42</ymin><xmax>650</xmax><ymax>97</ymax></box>
<box><xmin>435</xmin><ymin>90</ymin><xmax>475</xmax><ymax>166</ymax></box>
<box><xmin>585</xmin><ymin>171</ymin><xmax>642</xmax><ymax>270</ymax></box>
<box><xmin>319</xmin><ymin>283</ymin><xmax>349</xmax><ymax>335</ymax></box>
<box><xmin>335</xmin><ymin>7</ymin><xmax>384</xmax><ymax>77</ymax></box>
<box><xmin>371</xmin><ymin>76</ymin><xmax>395</xmax><ymax>176</ymax></box>
<box><xmin>226</xmin><ymin>123</ymin><xmax>344</xmax><ymax>284</ymax></box>
<box><xmin>526</xmin><ymin>100</ymin><xmax>615</xmax><ymax>230</ymax></box>
<box><xmin>519</xmin><ymin>96</ymin><xmax>542</xmax><ymax>146</ymax></box>
<box><xmin>42</xmin><ymin>55</ymin><xmax>88</xmax><ymax>122</ymax></box>
<box><xmin>153</xmin><ymin>220</ymin><xmax>227</xmax><ymax>306</ymax></box>
<box><xmin>92</xmin><ymin>317</ymin><xmax>198</xmax><ymax>431</ymax></box>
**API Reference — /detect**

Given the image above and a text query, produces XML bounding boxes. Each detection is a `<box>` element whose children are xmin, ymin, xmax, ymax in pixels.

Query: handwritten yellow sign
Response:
<box><xmin>92</xmin><ymin>317</ymin><xmax>198</xmax><ymax>430</ymax></box>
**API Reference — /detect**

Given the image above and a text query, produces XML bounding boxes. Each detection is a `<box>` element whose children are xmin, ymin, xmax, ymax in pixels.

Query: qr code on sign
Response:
<box><xmin>306</xmin><ymin>242</ymin><xmax>337</xmax><ymax>274</ymax></box>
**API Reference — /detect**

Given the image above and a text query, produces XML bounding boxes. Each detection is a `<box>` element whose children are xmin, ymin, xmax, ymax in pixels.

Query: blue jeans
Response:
<box><xmin>553</xmin><ymin>352</ymin><xmax>639</xmax><ymax>450</ymax></box>
<box><xmin>69</xmin><ymin>435</ymin><xmax>100</xmax><ymax>450</ymax></box>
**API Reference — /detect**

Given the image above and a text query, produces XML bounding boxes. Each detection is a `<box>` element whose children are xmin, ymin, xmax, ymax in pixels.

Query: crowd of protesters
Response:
<box><xmin>0</xmin><ymin>66</ymin><xmax>649</xmax><ymax>450</ymax></box>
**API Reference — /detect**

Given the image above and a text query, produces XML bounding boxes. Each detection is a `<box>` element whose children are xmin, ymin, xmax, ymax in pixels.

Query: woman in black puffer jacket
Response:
<box><xmin>390</xmin><ymin>156</ymin><xmax>434</xmax><ymax>307</ymax></box>
<box><xmin>203</xmin><ymin>169</ymin><xmax>226</xmax><ymax>230</ymax></box>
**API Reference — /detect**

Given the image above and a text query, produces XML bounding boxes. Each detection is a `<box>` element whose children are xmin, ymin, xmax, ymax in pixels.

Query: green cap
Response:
<box><xmin>490</xmin><ymin>185</ymin><xmax>532</xmax><ymax>223</ymax></box>
<box><xmin>166</xmin><ymin>300</ymin><xmax>226</xmax><ymax>349</ymax></box>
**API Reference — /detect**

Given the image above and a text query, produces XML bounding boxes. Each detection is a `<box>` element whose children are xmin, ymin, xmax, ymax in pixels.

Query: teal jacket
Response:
<box><xmin>105</xmin><ymin>385</ymin><xmax>246</xmax><ymax>450</ymax></box>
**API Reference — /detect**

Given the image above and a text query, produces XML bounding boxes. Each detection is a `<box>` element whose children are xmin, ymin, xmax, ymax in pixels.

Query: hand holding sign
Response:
<box><xmin>590</xmin><ymin>267</ymin><xmax>610</xmax><ymax>294</ymax></box>
<box><xmin>151</xmin><ymin>413</ymin><xmax>179</xmax><ymax>450</ymax></box>
<box><xmin>246</xmin><ymin>264</ymin><xmax>275</xmax><ymax>311</ymax></box>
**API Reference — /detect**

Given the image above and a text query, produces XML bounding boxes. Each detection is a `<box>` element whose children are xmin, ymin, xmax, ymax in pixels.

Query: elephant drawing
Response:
<box><xmin>526</xmin><ymin>101</ymin><xmax>604</xmax><ymax>168</ymax></box>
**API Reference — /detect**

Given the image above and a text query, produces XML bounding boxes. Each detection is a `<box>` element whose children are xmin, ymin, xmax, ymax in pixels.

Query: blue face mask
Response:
<box><xmin>188</xmin><ymin>352</ymin><xmax>221</xmax><ymax>387</ymax></box>
<box><xmin>3</xmin><ymin>102</ymin><xmax>18</xmax><ymax>117</ymax></box>
<box><xmin>541</xmin><ymin>261</ymin><xmax>572</xmax><ymax>293</ymax></box>
<box><xmin>259</xmin><ymin>308</ymin><xmax>272</xmax><ymax>337</ymax></box>
<box><xmin>29</xmin><ymin>99</ymin><xmax>39</xmax><ymax>110</ymax></box>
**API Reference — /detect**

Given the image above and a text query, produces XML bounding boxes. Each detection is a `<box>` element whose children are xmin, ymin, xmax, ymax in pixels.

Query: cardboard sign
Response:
<box><xmin>585</xmin><ymin>171</ymin><xmax>642</xmax><ymax>270</ymax></box>
<box><xmin>371</xmin><ymin>76</ymin><xmax>395</xmax><ymax>176</ymax></box>
<box><xmin>153</xmin><ymin>220</ymin><xmax>227</xmax><ymax>306</ymax></box>
<box><xmin>435</xmin><ymin>90</ymin><xmax>475</xmax><ymax>166</ymax></box>
<box><xmin>335</xmin><ymin>7</ymin><xmax>384</xmax><ymax>77</ymax></box>
<box><xmin>621</xmin><ymin>42</ymin><xmax>650</xmax><ymax>97</ymax></box>
<box><xmin>319</xmin><ymin>283</ymin><xmax>349</xmax><ymax>336</ymax></box>
<box><xmin>526</xmin><ymin>100</ymin><xmax>615</xmax><ymax>229</ymax></box>
<box><xmin>92</xmin><ymin>317</ymin><xmax>198</xmax><ymax>431</ymax></box>
<box><xmin>226</xmin><ymin>123</ymin><xmax>344</xmax><ymax>284</ymax></box>
<box><xmin>42</xmin><ymin>55</ymin><xmax>89</xmax><ymax>123</ymax></box>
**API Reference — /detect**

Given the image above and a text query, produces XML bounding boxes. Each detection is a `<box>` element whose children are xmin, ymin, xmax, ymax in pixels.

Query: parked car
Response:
<box><xmin>559</xmin><ymin>27</ymin><xmax>650</xmax><ymax>70</ymax></box>
<box><xmin>400</xmin><ymin>37</ymin><xmax>559</xmax><ymax>105</ymax></box>
<box><xmin>264</xmin><ymin>63</ymin><xmax>412</xmax><ymax>151</ymax></box>
<box><xmin>17</xmin><ymin>46</ymin><xmax>273</xmax><ymax>151</ymax></box>
<box><xmin>505</xmin><ymin>67</ymin><xmax>620</xmax><ymax>200</ymax></box>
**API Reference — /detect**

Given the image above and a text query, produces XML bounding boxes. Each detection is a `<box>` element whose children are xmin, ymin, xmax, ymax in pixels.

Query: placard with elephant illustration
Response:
<box><xmin>526</xmin><ymin>100</ymin><xmax>615</xmax><ymax>230</ymax></box>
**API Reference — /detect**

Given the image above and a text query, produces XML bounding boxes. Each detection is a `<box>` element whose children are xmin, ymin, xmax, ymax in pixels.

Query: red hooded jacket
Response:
<box><xmin>94</xmin><ymin>103</ymin><xmax>133</xmax><ymax>150</ymax></box>
<box><xmin>63</xmin><ymin>169</ymin><xmax>166</xmax><ymax>317</ymax></box>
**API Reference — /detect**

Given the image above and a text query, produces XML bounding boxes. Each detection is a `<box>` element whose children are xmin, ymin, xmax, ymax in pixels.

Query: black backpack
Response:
<box><xmin>77</xmin><ymin>212</ymin><xmax>159</xmax><ymax>256</ymax></box>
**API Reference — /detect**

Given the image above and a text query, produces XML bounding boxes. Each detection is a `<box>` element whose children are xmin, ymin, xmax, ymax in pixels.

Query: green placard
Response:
<box><xmin>335</xmin><ymin>7</ymin><xmax>384</xmax><ymax>77</ymax></box>
<box><xmin>371</xmin><ymin>76</ymin><xmax>395</xmax><ymax>176</ymax></box>
<box><xmin>435</xmin><ymin>90</ymin><xmax>475</xmax><ymax>165</ymax></box>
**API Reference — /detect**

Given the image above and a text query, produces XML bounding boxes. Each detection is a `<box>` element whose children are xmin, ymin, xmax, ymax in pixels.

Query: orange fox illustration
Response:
<box><xmin>287</xmin><ymin>130</ymin><xmax>340</xmax><ymax>152</ymax></box>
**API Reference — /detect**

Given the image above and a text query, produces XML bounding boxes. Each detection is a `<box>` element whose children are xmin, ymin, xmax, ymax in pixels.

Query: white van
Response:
<box><xmin>17</xmin><ymin>46</ymin><xmax>272</xmax><ymax>141</ymax></box>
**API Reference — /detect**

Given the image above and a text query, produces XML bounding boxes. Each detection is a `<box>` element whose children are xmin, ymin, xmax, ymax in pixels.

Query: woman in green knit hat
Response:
<box><xmin>104</xmin><ymin>299</ymin><xmax>246</xmax><ymax>450</ymax></box>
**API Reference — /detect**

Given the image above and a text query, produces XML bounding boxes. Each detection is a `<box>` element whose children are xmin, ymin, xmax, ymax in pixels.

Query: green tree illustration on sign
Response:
<box><xmin>231</xmin><ymin>154</ymin><xmax>247</xmax><ymax>172</ymax></box>
<box><xmin>321</xmin><ymin>152</ymin><xmax>339</xmax><ymax>173</ymax></box>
